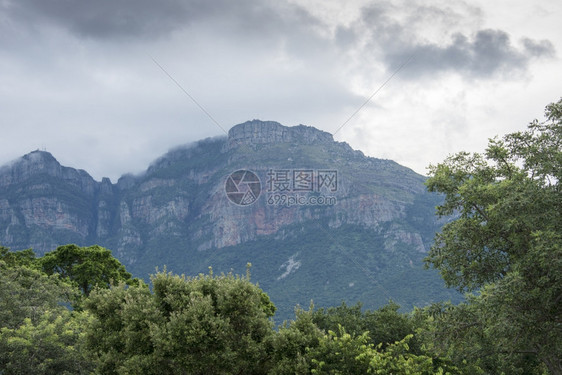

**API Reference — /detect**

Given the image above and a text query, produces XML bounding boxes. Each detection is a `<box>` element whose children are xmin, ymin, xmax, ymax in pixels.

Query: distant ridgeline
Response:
<box><xmin>0</xmin><ymin>120</ymin><xmax>460</xmax><ymax>321</ymax></box>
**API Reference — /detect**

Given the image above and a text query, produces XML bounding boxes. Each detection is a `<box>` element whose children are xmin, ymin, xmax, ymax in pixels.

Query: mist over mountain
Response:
<box><xmin>0</xmin><ymin>120</ymin><xmax>460</xmax><ymax>320</ymax></box>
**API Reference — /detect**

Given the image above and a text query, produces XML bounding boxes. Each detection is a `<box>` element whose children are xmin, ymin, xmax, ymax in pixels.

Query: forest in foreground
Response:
<box><xmin>0</xmin><ymin>99</ymin><xmax>560</xmax><ymax>374</ymax></box>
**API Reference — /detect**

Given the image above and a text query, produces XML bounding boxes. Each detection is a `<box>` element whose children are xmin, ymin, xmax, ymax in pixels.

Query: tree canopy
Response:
<box><xmin>0</xmin><ymin>254</ymin><xmax>93</xmax><ymax>374</ymax></box>
<box><xmin>40</xmin><ymin>244</ymin><xmax>138</xmax><ymax>296</ymax></box>
<box><xmin>425</xmin><ymin>98</ymin><xmax>562</xmax><ymax>374</ymax></box>
<box><xmin>84</xmin><ymin>267</ymin><xmax>276</xmax><ymax>374</ymax></box>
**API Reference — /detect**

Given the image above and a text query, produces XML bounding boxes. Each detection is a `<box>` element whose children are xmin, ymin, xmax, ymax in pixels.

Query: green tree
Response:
<box><xmin>425</xmin><ymin>98</ymin><xmax>562</xmax><ymax>373</ymax></box>
<box><xmin>360</xmin><ymin>334</ymin><xmax>457</xmax><ymax>375</ymax></box>
<box><xmin>0</xmin><ymin>260</ymin><xmax>77</xmax><ymax>329</ymax></box>
<box><xmin>84</xmin><ymin>268</ymin><xmax>275</xmax><ymax>374</ymax></box>
<box><xmin>40</xmin><ymin>244</ymin><xmax>137</xmax><ymax>296</ymax></box>
<box><xmin>269</xmin><ymin>305</ymin><xmax>458</xmax><ymax>375</ymax></box>
<box><xmin>0</xmin><ymin>260</ymin><xmax>94</xmax><ymax>374</ymax></box>
<box><xmin>268</xmin><ymin>306</ymin><xmax>324</xmax><ymax>374</ymax></box>
<box><xmin>0</xmin><ymin>245</ymin><xmax>37</xmax><ymax>268</ymax></box>
<box><xmin>0</xmin><ymin>311</ymin><xmax>94</xmax><ymax>375</ymax></box>
<box><xmin>307</xmin><ymin>325</ymin><xmax>374</xmax><ymax>374</ymax></box>
<box><xmin>311</xmin><ymin>301</ymin><xmax>421</xmax><ymax>352</ymax></box>
<box><xmin>412</xmin><ymin>301</ymin><xmax>540</xmax><ymax>374</ymax></box>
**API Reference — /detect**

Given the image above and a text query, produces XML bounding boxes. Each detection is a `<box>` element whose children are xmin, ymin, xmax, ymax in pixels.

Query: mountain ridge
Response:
<box><xmin>0</xmin><ymin>120</ymin><xmax>460</xmax><ymax>321</ymax></box>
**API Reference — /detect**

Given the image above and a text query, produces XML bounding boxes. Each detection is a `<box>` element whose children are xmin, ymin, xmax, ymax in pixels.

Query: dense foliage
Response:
<box><xmin>424</xmin><ymin>98</ymin><xmax>562</xmax><ymax>374</ymax></box>
<box><xmin>1</xmin><ymin>245</ymin><xmax>458</xmax><ymax>374</ymax></box>
<box><xmin>84</xmin><ymin>268</ymin><xmax>275</xmax><ymax>374</ymax></box>
<box><xmin>40</xmin><ymin>244</ymin><xmax>139</xmax><ymax>296</ymax></box>
<box><xmin>0</xmin><ymin>246</ymin><xmax>93</xmax><ymax>374</ymax></box>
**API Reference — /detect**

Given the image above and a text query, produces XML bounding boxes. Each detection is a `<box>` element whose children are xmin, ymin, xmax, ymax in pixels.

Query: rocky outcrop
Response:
<box><xmin>0</xmin><ymin>150</ymin><xmax>114</xmax><ymax>253</ymax></box>
<box><xmin>227</xmin><ymin>120</ymin><xmax>333</xmax><ymax>149</ymax></box>
<box><xmin>0</xmin><ymin>150</ymin><xmax>97</xmax><ymax>195</ymax></box>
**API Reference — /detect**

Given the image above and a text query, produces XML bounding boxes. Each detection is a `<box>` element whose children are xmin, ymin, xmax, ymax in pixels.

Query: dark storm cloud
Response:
<box><xmin>3</xmin><ymin>0</ymin><xmax>191</xmax><ymax>38</ymax></box>
<box><xmin>3</xmin><ymin>0</ymin><xmax>319</xmax><ymax>40</ymax></box>
<box><xmin>2</xmin><ymin>0</ymin><xmax>554</xmax><ymax>78</ymax></box>
<box><xmin>355</xmin><ymin>2</ymin><xmax>556</xmax><ymax>78</ymax></box>
<box><xmin>383</xmin><ymin>29</ymin><xmax>555</xmax><ymax>78</ymax></box>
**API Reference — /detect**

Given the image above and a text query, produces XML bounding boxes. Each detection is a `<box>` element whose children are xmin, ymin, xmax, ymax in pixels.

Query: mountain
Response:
<box><xmin>0</xmin><ymin>120</ymin><xmax>460</xmax><ymax>321</ymax></box>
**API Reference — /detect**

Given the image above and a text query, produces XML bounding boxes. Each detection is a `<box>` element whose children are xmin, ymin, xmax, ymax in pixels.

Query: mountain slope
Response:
<box><xmin>0</xmin><ymin>120</ymin><xmax>460</xmax><ymax>321</ymax></box>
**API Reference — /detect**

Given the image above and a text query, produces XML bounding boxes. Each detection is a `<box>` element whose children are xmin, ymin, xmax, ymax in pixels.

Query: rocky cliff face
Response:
<box><xmin>0</xmin><ymin>151</ymin><xmax>113</xmax><ymax>252</ymax></box>
<box><xmin>0</xmin><ymin>120</ymin><xmax>457</xmax><ymax>320</ymax></box>
<box><xmin>0</xmin><ymin>120</ymin><xmax>433</xmax><ymax>262</ymax></box>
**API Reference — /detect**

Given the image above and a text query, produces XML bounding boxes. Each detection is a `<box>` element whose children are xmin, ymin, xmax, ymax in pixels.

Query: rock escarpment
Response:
<box><xmin>227</xmin><ymin>120</ymin><xmax>333</xmax><ymax>149</ymax></box>
<box><xmin>0</xmin><ymin>120</ymin><xmax>455</xmax><ymax>320</ymax></box>
<box><xmin>0</xmin><ymin>121</ymin><xmax>431</xmax><ymax>257</ymax></box>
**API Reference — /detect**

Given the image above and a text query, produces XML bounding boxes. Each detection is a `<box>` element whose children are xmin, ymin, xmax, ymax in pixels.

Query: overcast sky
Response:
<box><xmin>1</xmin><ymin>0</ymin><xmax>560</xmax><ymax>181</ymax></box>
